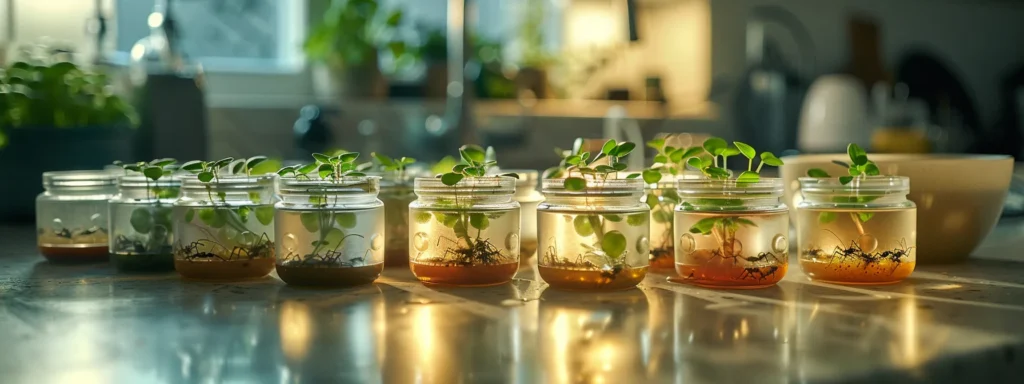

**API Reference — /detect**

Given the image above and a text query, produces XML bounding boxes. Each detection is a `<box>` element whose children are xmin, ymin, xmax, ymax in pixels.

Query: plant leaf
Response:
<box><xmin>572</xmin><ymin>215</ymin><xmax>594</xmax><ymax>236</ymax></box>
<box><xmin>702</xmin><ymin>137</ymin><xmax>728</xmax><ymax>156</ymax></box>
<box><xmin>737</xmin><ymin>171</ymin><xmax>760</xmax><ymax>183</ymax></box>
<box><xmin>184</xmin><ymin>208</ymin><xmax>195</xmax><ymax>223</ymax></box>
<box><xmin>143</xmin><ymin>166</ymin><xmax>163</xmax><ymax>181</ymax></box>
<box><xmin>612</xmin><ymin>162</ymin><xmax>628</xmax><ymax>171</ymax></box>
<box><xmin>689</xmin><ymin>217</ymin><xmax>718</xmax><ymax>234</ymax></box>
<box><xmin>642</xmin><ymin>169</ymin><xmax>662</xmax><ymax>184</ymax></box>
<box><xmin>469</xmin><ymin>213</ymin><xmax>490</xmax><ymax>230</ymax></box>
<box><xmin>415</xmin><ymin>212</ymin><xmax>432</xmax><ymax>223</ymax></box>
<box><xmin>612</xmin><ymin>142</ymin><xmax>636</xmax><ymax>157</ymax></box>
<box><xmin>647</xmin><ymin>138</ymin><xmax>665</xmax><ymax>150</ymax></box>
<box><xmin>246</xmin><ymin>156</ymin><xmax>267</xmax><ymax>170</ymax></box>
<box><xmin>625</xmin><ymin>173</ymin><xmax>641</xmax><ymax>179</ymax></box>
<box><xmin>601</xmin><ymin>230</ymin><xmax>627</xmax><ymax>258</ymax></box>
<box><xmin>818</xmin><ymin>211</ymin><xmax>837</xmax><ymax>224</ymax></box>
<box><xmin>760</xmin><ymin>152</ymin><xmax>784</xmax><ymax>166</ymax></box>
<box><xmin>601</xmin><ymin>139</ymin><xmax>617</xmax><ymax>155</ymax></box>
<box><xmin>441</xmin><ymin>172</ymin><xmax>464</xmax><ymax>186</ymax></box>
<box><xmin>705</xmin><ymin>167</ymin><xmax>731</xmax><ymax>179</ymax></box>
<box><xmin>687</xmin><ymin>157</ymin><xmax>704</xmax><ymax>170</ymax></box>
<box><xmin>721</xmin><ymin>147</ymin><xmax>740</xmax><ymax>157</ymax></box>
<box><xmin>335</xmin><ymin>212</ymin><xmax>357</xmax><ymax>228</ymax></box>
<box><xmin>831</xmin><ymin>160</ymin><xmax>851</xmax><ymax>168</ymax></box>
<box><xmin>848</xmin><ymin>143</ymin><xmax>868</xmax><ymax>165</ymax></box>
<box><xmin>839</xmin><ymin>176</ymin><xmax>854</xmax><ymax>185</ymax></box>
<box><xmin>197</xmin><ymin>171</ymin><xmax>214</xmax><ymax>183</ymax></box>
<box><xmin>318</xmin><ymin>163</ymin><xmax>335</xmax><ymax>178</ymax></box>
<box><xmin>653</xmin><ymin>154</ymin><xmax>669</xmax><ymax>164</ymax></box>
<box><xmin>627</xmin><ymin>213</ymin><xmax>648</xmax><ymax>226</ymax></box>
<box><xmin>864</xmin><ymin>162</ymin><xmax>880</xmax><ymax>176</ymax></box>
<box><xmin>340</xmin><ymin>152</ymin><xmax>360</xmax><ymax>163</ymax></box>
<box><xmin>149</xmin><ymin>158</ymin><xmax>176</xmax><ymax>167</ymax></box>
<box><xmin>130</xmin><ymin>208</ymin><xmax>153</xmax><ymax>234</ymax></box>
<box><xmin>297</xmin><ymin>163</ymin><xmax>318</xmax><ymax>175</ymax></box>
<box><xmin>679</xmin><ymin>147</ymin><xmax>704</xmax><ymax>161</ymax></box>
<box><xmin>181</xmin><ymin>160</ymin><xmax>204</xmax><ymax>172</ymax></box>
<box><xmin>373</xmin><ymin>152</ymin><xmax>395</xmax><ymax>167</ymax></box>
<box><xmin>733</xmin><ymin>141</ymin><xmax>755</xmax><ymax>159</ymax></box>
<box><xmin>459</xmin><ymin>145</ymin><xmax>486</xmax><ymax>164</ymax></box>
<box><xmin>255</xmin><ymin>206</ymin><xmax>274</xmax><ymax>226</ymax></box>
<box><xmin>595</xmin><ymin>165</ymin><xmax>615</xmax><ymax>173</ymax></box>
<box><xmin>858</xmin><ymin>212</ymin><xmax>875</xmax><ymax>223</ymax></box>
<box><xmin>807</xmin><ymin>168</ymin><xmax>830</xmax><ymax>177</ymax></box>
<box><xmin>564</xmin><ymin>177</ymin><xmax>586</xmax><ymax>191</ymax></box>
<box><xmin>300</xmin><ymin>212</ymin><xmax>320</xmax><ymax>232</ymax></box>
<box><xmin>312</xmin><ymin>153</ymin><xmax>331</xmax><ymax>163</ymax></box>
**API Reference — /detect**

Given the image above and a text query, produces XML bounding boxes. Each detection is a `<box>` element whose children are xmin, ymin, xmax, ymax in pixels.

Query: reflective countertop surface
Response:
<box><xmin>2</xmin><ymin>223</ymin><xmax>1024</xmax><ymax>384</ymax></box>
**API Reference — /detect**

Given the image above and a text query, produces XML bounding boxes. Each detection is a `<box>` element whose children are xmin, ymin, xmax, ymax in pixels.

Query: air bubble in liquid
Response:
<box><xmin>283</xmin><ymin>233</ymin><xmax>297</xmax><ymax>253</ymax></box>
<box><xmin>370</xmin><ymin>233</ymin><xmax>384</xmax><ymax>250</ymax></box>
<box><xmin>506</xmin><ymin>233</ymin><xmax>520</xmax><ymax>254</ymax></box>
<box><xmin>857</xmin><ymin>233</ymin><xmax>878</xmax><ymax>253</ymax></box>
<box><xmin>413</xmin><ymin>232</ymin><xmax>430</xmax><ymax>251</ymax></box>
<box><xmin>680</xmin><ymin>233</ymin><xmax>696</xmax><ymax>253</ymax></box>
<box><xmin>772</xmin><ymin>234</ymin><xmax>788</xmax><ymax>253</ymax></box>
<box><xmin>636</xmin><ymin>236</ymin><xmax>650</xmax><ymax>255</ymax></box>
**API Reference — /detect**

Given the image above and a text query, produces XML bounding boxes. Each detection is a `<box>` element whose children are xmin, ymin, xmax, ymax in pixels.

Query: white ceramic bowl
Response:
<box><xmin>780</xmin><ymin>154</ymin><xmax>1014</xmax><ymax>264</ymax></box>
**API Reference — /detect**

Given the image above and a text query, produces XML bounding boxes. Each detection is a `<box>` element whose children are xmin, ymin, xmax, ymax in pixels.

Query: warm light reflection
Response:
<box><xmin>550</xmin><ymin>313</ymin><xmax>571</xmax><ymax>383</ymax></box>
<box><xmin>412</xmin><ymin>305</ymin><xmax>438</xmax><ymax>382</ymax></box>
<box><xmin>279</xmin><ymin>301</ymin><xmax>312</xmax><ymax>362</ymax></box>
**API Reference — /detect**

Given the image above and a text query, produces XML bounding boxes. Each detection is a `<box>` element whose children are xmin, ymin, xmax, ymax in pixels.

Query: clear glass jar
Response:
<box><xmin>173</xmin><ymin>174</ymin><xmax>277</xmax><ymax>280</ymax></box>
<box><xmin>508</xmin><ymin>169</ymin><xmax>544</xmax><ymax>266</ymax></box>
<box><xmin>36</xmin><ymin>170</ymin><xmax>118</xmax><ymax>262</ymax></box>
<box><xmin>275</xmin><ymin>176</ymin><xmax>385</xmax><ymax>287</ymax></box>
<box><xmin>109</xmin><ymin>175</ymin><xmax>181</xmax><ymax>272</ymax></box>
<box><xmin>377</xmin><ymin>172</ymin><xmax>416</xmax><ymax>267</ymax></box>
<box><xmin>674</xmin><ymin>178</ymin><xmax>789</xmax><ymax>289</ymax></box>
<box><xmin>642</xmin><ymin>179</ymin><xmax>681</xmax><ymax>272</ymax></box>
<box><xmin>408</xmin><ymin>177</ymin><xmax>521</xmax><ymax>286</ymax></box>
<box><xmin>797</xmin><ymin>176</ymin><xmax>916</xmax><ymax>284</ymax></box>
<box><xmin>537</xmin><ymin>179</ymin><xmax>650</xmax><ymax>291</ymax></box>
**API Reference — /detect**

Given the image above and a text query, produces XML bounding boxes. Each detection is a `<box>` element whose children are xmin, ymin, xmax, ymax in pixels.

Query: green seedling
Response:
<box><xmin>805</xmin><ymin>143</ymin><xmax>882</xmax><ymax>229</ymax></box>
<box><xmin>112</xmin><ymin>158</ymin><xmax>179</xmax><ymax>254</ymax></box>
<box><xmin>641</xmin><ymin>134</ymin><xmax>704</xmax><ymax>260</ymax></box>
<box><xmin>371</xmin><ymin>152</ymin><xmax>416</xmax><ymax>180</ymax></box>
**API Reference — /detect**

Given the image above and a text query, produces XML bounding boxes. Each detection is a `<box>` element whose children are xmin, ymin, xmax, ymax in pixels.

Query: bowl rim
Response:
<box><xmin>779</xmin><ymin>153</ymin><xmax>1014</xmax><ymax>163</ymax></box>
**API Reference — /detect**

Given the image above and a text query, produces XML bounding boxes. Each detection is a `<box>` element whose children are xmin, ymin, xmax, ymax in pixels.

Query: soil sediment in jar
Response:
<box><xmin>174</xmin><ymin>234</ymin><xmax>277</xmax><ymax>280</ymax></box>
<box><xmin>798</xmin><ymin>208</ymin><xmax>916</xmax><ymax>284</ymax></box>
<box><xmin>37</xmin><ymin>226</ymin><xmax>109</xmax><ymax>261</ymax></box>
<box><xmin>277</xmin><ymin>262</ymin><xmax>383</xmax><ymax>287</ymax></box>
<box><xmin>649</xmin><ymin>247</ymin><xmax>675</xmax><ymax>272</ymax></box>
<box><xmin>409</xmin><ymin>208</ymin><xmax>521</xmax><ymax>286</ymax></box>
<box><xmin>673</xmin><ymin>211</ymin><xmax>789</xmax><ymax>289</ymax></box>
<box><xmin>538</xmin><ymin>263</ymin><xmax>647</xmax><ymax>291</ymax></box>
<box><xmin>110</xmin><ymin>235</ymin><xmax>174</xmax><ymax>272</ymax></box>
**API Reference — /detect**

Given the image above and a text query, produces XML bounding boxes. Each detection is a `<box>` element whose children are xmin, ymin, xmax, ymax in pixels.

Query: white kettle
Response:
<box><xmin>797</xmin><ymin>74</ymin><xmax>870</xmax><ymax>153</ymax></box>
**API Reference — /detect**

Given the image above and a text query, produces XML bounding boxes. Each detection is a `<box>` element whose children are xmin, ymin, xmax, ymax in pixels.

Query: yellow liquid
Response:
<box><xmin>797</xmin><ymin>208</ymin><xmax>916</xmax><ymax>284</ymax></box>
<box><xmin>673</xmin><ymin>210</ymin><xmax>789</xmax><ymax>288</ymax></box>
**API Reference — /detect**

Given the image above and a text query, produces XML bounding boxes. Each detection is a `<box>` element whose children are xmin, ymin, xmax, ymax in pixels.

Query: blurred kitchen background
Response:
<box><xmin>2</xmin><ymin>0</ymin><xmax>1024</xmax><ymax>220</ymax></box>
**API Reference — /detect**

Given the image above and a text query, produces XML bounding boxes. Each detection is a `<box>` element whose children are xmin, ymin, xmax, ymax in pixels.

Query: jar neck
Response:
<box><xmin>117</xmin><ymin>179</ymin><xmax>182</xmax><ymax>202</ymax></box>
<box><xmin>278</xmin><ymin>177</ymin><xmax>380</xmax><ymax>206</ymax></box>
<box><xmin>180</xmin><ymin>175</ymin><xmax>275</xmax><ymax>205</ymax></box>
<box><xmin>800</xmin><ymin>192</ymin><xmax>909</xmax><ymax>205</ymax></box>
<box><xmin>414</xmin><ymin>177</ymin><xmax>516</xmax><ymax>208</ymax></box>
<box><xmin>679</xmin><ymin>195</ymin><xmax>784</xmax><ymax>210</ymax></box>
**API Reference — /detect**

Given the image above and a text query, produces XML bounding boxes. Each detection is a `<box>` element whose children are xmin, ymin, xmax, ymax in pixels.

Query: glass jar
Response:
<box><xmin>173</xmin><ymin>174</ymin><xmax>277</xmax><ymax>280</ymax></box>
<box><xmin>275</xmin><ymin>176</ymin><xmax>385</xmax><ymax>287</ymax></box>
<box><xmin>642</xmin><ymin>179</ymin><xmax>680</xmax><ymax>272</ymax></box>
<box><xmin>377</xmin><ymin>172</ymin><xmax>416</xmax><ymax>267</ymax></box>
<box><xmin>408</xmin><ymin>177</ymin><xmax>521</xmax><ymax>286</ymax></box>
<box><xmin>674</xmin><ymin>178</ymin><xmax>789</xmax><ymax>289</ymax></box>
<box><xmin>36</xmin><ymin>170</ymin><xmax>118</xmax><ymax>262</ymax></box>
<box><xmin>508</xmin><ymin>169</ymin><xmax>544</xmax><ymax>266</ymax></box>
<box><xmin>797</xmin><ymin>176</ymin><xmax>916</xmax><ymax>284</ymax></box>
<box><xmin>537</xmin><ymin>178</ymin><xmax>650</xmax><ymax>291</ymax></box>
<box><xmin>109</xmin><ymin>175</ymin><xmax>182</xmax><ymax>272</ymax></box>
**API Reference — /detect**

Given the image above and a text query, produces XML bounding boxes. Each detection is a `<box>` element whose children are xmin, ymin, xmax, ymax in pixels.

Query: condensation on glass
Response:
<box><xmin>797</xmin><ymin>176</ymin><xmax>916</xmax><ymax>284</ymax></box>
<box><xmin>537</xmin><ymin>178</ymin><xmax>650</xmax><ymax>291</ymax></box>
<box><xmin>408</xmin><ymin>177</ymin><xmax>521</xmax><ymax>286</ymax></box>
<box><xmin>109</xmin><ymin>174</ymin><xmax>181</xmax><ymax>272</ymax></box>
<box><xmin>173</xmin><ymin>174</ymin><xmax>277</xmax><ymax>280</ymax></box>
<box><xmin>36</xmin><ymin>170</ymin><xmax>118</xmax><ymax>262</ymax></box>
<box><xmin>673</xmin><ymin>178</ymin><xmax>789</xmax><ymax>289</ymax></box>
<box><xmin>275</xmin><ymin>176</ymin><xmax>385</xmax><ymax>287</ymax></box>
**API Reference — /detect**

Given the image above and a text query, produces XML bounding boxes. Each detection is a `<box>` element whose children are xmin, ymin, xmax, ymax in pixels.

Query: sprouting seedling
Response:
<box><xmin>641</xmin><ymin>135</ymin><xmax>704</xmax><ymax>185</ymax></box>
<box><xmin>439</xmin><ymin>144</ymin><xmax>518</xmax><ymax>186</ymax></box>
<box><xmin>688</xmin><ymin>137</ymin><xmax>784</xmax><ymax>182</ymax></box>
<box><xmin>113</xmin><ymin>158</ymin><xmax>178</xmax><ymax>199</ymax></box>
<box><xmin>180</xmin><ymin>157</ymin><xmax>234</xmax><ymax>183</ymax></box>
<box><xmin>371</xmin><ymin>152</ymin><xmax>416</xmax><ymax>180</ymax></box>
<box><xmin>113</xmin><ymin>158</ymin><xmax>179</xmax><ymax>244</ymax></box>
<box><xmin>179</xmin><ymin>156</ymin><xmax>274</xmax><ymax>238</ymax></box>
<box><xmin>277</xmin><ymin>152</ymin><xmax>366</xmax><ymax>182</ymax></box>
<box><xmin>557</xmin><ymin>138</ymin><xmax>635</xmax><ymax>191</ymax></box>
<box><xmin>805</xmin><ymin>143</ymin><xmax>882</xmax><ymax>226</ymax></box>
<box><xmin>543</xmin><ymin>141</ymin><xmax>582</xmax><ymax>179</ymax></box>
<box><xmin>228</xmin><ymin>156</ymin><xmax>268</xmax><ymax>177</ymax></box>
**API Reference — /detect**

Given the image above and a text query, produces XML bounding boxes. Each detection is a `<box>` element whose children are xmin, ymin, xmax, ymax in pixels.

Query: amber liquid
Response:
<box><xmin>539</xmin><ymin>265</ymin><xmax>647</xmax><ymax>291</ymax></box>
<box><xmin>174</xmin><ymin>258</ymin><xmax>276</xmax><ymax>280</ymax></box>
<box><xmin>649</xmin><ymin>247</ymin><xmax>675</xmax><ymax>272</ymax></box>
<box><xmin>276</xmin><ymin>263</ymin><xmax>383</xmax><ymax>287</ymax></box>
<box><xmin>409</xmin><ymin>262</ymin><xmax>518</xmax><ymax>286</ymax></box>
<box><xmin>673</xmin><ymin>210</ymin><xmax>789</xmax><ymax>289</ymax></box>
<box><xmin>798</xmin><ymin>207</ymin><xmax>916</xmax><ymax>284</ymax></box>
<box><xmin>39</xmin><ymin>245</ymin><xmax>109</xmax><ymax>263</ymax></box>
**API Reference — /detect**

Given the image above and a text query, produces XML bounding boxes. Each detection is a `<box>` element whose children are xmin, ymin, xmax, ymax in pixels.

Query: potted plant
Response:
<box><xmin>0</xmin><ymin>57</ymin><xmax>138</xmax><ymax>222</ymax></box>
<box><xmin>304</xmin><ymin>0</ymin><xmax>409</xmax><ymax>99</ymax></box>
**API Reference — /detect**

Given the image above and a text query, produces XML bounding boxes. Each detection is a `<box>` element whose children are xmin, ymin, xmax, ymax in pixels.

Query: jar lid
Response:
<box><xmin>117</xmin><ymin>174</ymin><xmax>182</xmax><ymax>189</ymax></box>
<box><xmin>180</xmin><ymin>174</ymin><xmax>276</xmax><ymax>191</ymax></box>
<box><xmin>43</xmin><ymin>170</ymin><xmax>118</xmax><ymax>189</ymax></box>
<box><xmin>414</xmin><ymin>176</ymin><xmax>516</xmax><ymax>195</ymax></box>
<box><xmin>542</xmin><ymin>178</ymin><xmax>645</xmax><ymax>196</ymax></box>
<box><xmin>799</xmin><ymin>176</ymin><xmax>909</xmax><ymax>195</ymax></box>
<box><xmin>676</xmin><ymin>177</ymin><xmax>784</xmax><ymax>197</ymax></box>
<box><xmin>279</xmin><ymin>176</ymin><xmax>380</xmax><ymax>196</ymax></box>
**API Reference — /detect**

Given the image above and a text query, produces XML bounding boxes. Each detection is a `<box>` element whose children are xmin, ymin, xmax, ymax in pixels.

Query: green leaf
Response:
<box><xmin>335</xmin><ymin>212</ymin><xmax>357</xmax><ymax>228</ymax></box>
<box><xmin>612</xmin><ymin>142</ymin><xmax>636</xmax><ymax>157</ymax></box>
<box><xmin>689</xmin><ymin>217</ymin><xmax>718</xmax><ymax>235</ymax></box>
<box><xmin>733</xmin><ymin>141</ymin><xmax>755</xmax><ymax>159</ymax></box>
<box><xmin>653</xmin><ymin>210</ymin><xmax>673</xmax><ymax>223</ymax></box>
<box><xmin>300</xmin><ymin>212</ymin><xmax>320</xmax><ymax>232</ymax></box>
<box><xmin>246</xmin><ymin>156</ymin><xmax>267</xmax><ymax>170</ymax></box>
<box><xmin>313</xmin><ymin>153</ymin><xmax>331</xmax><ymax>163</ymax></box>
<box><xmin>277</xmin><ymin>166</ymin><xmax>296</xmax><ymax>177</ymax></box>
<box><xmin>130</xmin><ymin>208</ymin><xmax>153</xmax><ymax>234</ymax></box>
<box><xmin>441</xmin><ymin>213</ymin><xmax>460</xmax><ymax>228</ymax></box>
<box><xmin>184</xmin><ymin>208</ymin><xmax>195</xmax><ymax>223</ymax></box>
<box><xmin>297</xmin><ymin>163</ymin><xmax>318</xmax><ymax>175</ymax></box>
<box><xmin>760</xmin><ymin>152</ymin><xmax>784</xmax><ymax>166</ymax></box>
<box><xmin>705</xmin><ymin>167</ymin><xmax>731</xmax><ymax>179</ymax></box>
<box><xmin>858</xmin><ymin>212</ymin><xmax>875</xmax><ymax>223</ymax></box>
<box><xmin>627</xmin><ymin>213</ymin><xmax>648</xmax><ymax>226</ymax></box>
<box><xmin>848</xmin><ymin>143</ymin><xmax>868</xmax><ymax>165</ymax></box>
<box><xmin>181</xmin><ymin>160</ymin><xmax>204</xmax><ymax>172</ymax></box>
<box><xmin>469</xmin><ymin>213</ymin><xmax>490</xmax><ymax>230</ymax></box>
<box><xmin>737</xmin><ymin>171</ymin><xmax>760</xmax><ymax>183</ymax></box>
<box><xmin>642</xmin><ymin>169</ymin><xmax>662</xmax><ymax>184</ymax></box>
<box><xmin>318</xmin><ymin>163</ymin><xmax>334</xmax><ymax>178</ymax></box>
<box><xmin>150</xmin><ymin>158</ymin><xmax>176</xmax><ymax>167</ymax></box>
<box><xmin>564</xmin><ymin>177</ymin><xmax>586</xmax><ymax>191</ymax></box>
<box><xmin>625</xmin><ymin>173</ymin><xmax>641</xmax><ymax>179</ymax></box>
<box><xmin>601</xmin><ymin>139</ymin><xmax>617</xmax><ymax>155</ymax></box>
<box><xmin>702</xmin><ymin>137</ymin><xmax>728</xmax><ymax>156</ymax></box>
<box><xmin>721</xmin><ymin>147</ymin><xmax>740</xmax><ymax>157</ymax></box>
<box><xmin>453</xmin><ymin>219</ymin><xmax>469</xmax><ymax>238</ymax></box>
<box><xmin>612</xmin><ymin>162</ymin><xmax>628</xmax><ymax>171</ymax></box>
<box><xmin>678</xmin><ymin>147</ymin><xmax>704</xmax><ymax>161</ymax></box>
<box><xmin>807</xmin><ymin>168</ymin><xmax>830</xmax><ymax>178</ymax></box>
<box><xmin>340</xmin><ymin>152</ymin><xmax>360</xmax><ymax>163</ymax></box>
<box><xmin>441</xmin><ymin>172</ymin><xmax>464</xmax><ymax>186</ymax></box>
<box><xmin>603</xmin><ymin>214</ymin><xmax>623</xmax><ymax>222</ymax></box>
<box><xmin>687</xmin><ymin>157</ymin><xmax>704</xmax><ymax>170</ymax></box>
<box><xmin>143</xmin><ymin>166</ymin><xmax>163</xmax><ymax>181</ymax></box>
<box><xmin>322</xmin><ymin>228</ymin><xmax>346</xmax><ymax>249</ymax></box>
<box><xmin>647</xmin><ymin>138</ymin><xmax>665</xmax><ymax>150</ymax></box>
<box><xmin>230</xmin><ymin>160</ymin><xmax>246</xmax><ymax>175</ymax></box>
<box><xmin>255</xmin><ymin>206</ymin><xmax>274</xmax><ymax>226</ymax></box>
<box><xmin>415</xmin><ymin>212</ymin><xmax>432</xmax><ymax>223</ymax></box>
<box><xmin>197</xmin><ymin>171</ymin><xmax>214</xmax><ymax>182</ymax></box>
<box><xmin>595</xmin><ymin>165</ymin><xmax>616</xmax><ymax>173</ymax></box>
<box><xmin>565</xmin><ymin>155</ymin><xmax>582</xmax><ymax>166</ymax></box>
<box><xmin>864</xmin><ymin>162</ymin><xmax>880</xmax><ymax>176</ymax></box>
<box><xmin>573</xmin><ymin>215</ymin><xmax>594</xmax><ymax>236</ymax></box>
<box><xmin>601</xmin><ymin>231</ymin><xmax>627</xmax><ymax>258</ymax></box>
<box><xmin>839</xmin><ymin>176</ymin><xmax>854</xmax><ymax>185</ymax></box>
<box><xmin>459</xmin><ymin>145</ymin><xmax>486</xmax><ymax>164</ymax></box>
<box><xmin>198</xmin><ymin>208</ymin><xmax>225</xmax><ymax>228</ymax></box>
<box><xmin>818</xmin><ymin>212</ymin><xmax>838</xmax><ymax>224</ymax></box>
<box><xmin>373</xmin><ymin>152</ymin><xmax>395</xmax><ymax>167</ymax></box>
<box><xmin>653</xmin><ymin>154</ymin><xmax>669</xmax><ymax>164</ymax></box>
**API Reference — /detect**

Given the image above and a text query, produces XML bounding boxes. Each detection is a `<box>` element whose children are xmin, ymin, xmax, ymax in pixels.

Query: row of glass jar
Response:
<box><xmin>35</xmin><ymin>170</ymin><xmax>915</xmax><ymax>289</ymax></box>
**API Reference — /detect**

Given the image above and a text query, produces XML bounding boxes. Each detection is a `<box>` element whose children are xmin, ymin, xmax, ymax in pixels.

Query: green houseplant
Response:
<box><xmin>0</xmin><ymin>57</ymin><xmax>138</xmax><ymax>222</ymax></box>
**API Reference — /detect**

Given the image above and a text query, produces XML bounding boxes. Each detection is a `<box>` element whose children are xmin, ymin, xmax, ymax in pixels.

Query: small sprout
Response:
<box><xmin>438</xmin><ymin>145</ymin><xmax>513</xmax><ymax>186</ymax></box>
<box><xmin>554</xmin><ymin>138</ymin><xmax>635</xmax><ymax>191</ymax></box>
<box><xmin>804</xmin><ymin>143</ymin><xmax>885</xmax><ymax>226</ymax></box>
<box><xmin>685</xmin><ymin>137</ymin><xmax>783</xmax><ymax>182</ymax></box>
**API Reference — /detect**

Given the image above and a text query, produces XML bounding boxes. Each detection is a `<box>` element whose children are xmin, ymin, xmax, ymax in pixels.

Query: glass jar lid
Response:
<box><xmin>414</xmin><ymin>176</ymin><xmax>516</xmax><ymax>196</ymax></box>
<box><xmin>279</xmin><ymin>176</ymin><xmax>380</xmax><ymax>197</ymax></box>
<box><xmin>180</xmin><ymin>174</ymin><xmax>276</xmax><ymax>192</ymax></box>
<box><xmin>43</xmin><ymin>170</ymin><xmax>118</xmax><ymax>189</ymax></box>
<box><xmin>117</xmin><ymin>174</ymin><xmax>182</xmax><ymax>189</ymax></box>
<box><xmin>799</xmin><ymin>176</ymin><xmax>909</xmax><ymax>196</ymax></box>
<box><xmin>542</xmin><ymin>178</ymin><xmax>645</xmax><ymax>196</ymax></box>
<box><xmin>676</xmin><ymin>177</ymin><xmax>784</xmax><ymax>197</ymax></box>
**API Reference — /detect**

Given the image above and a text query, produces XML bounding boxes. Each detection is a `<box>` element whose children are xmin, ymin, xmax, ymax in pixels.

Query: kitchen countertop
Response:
<box><xmin>2</xmin><ymin>222</ymin><xmax>1024</xmax><ymax>384</ymax></box>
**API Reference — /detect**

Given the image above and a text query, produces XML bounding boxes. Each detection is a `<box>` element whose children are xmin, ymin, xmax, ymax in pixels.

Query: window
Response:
<box><xmin>113</xmin><ymin>0</ymin><xmax>305</xmax><ymax>73</ymax></box>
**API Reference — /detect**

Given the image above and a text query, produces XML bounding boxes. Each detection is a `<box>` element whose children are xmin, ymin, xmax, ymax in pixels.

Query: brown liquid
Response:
<box><xmin>384</xmin><ymin>248</ymin><xmax>408</xmax><ymax>268</ymax></box>
<box><xmin>519</xmin><ymin>239</ymin><xmax>539</xmax><ymax>266</ymax></box>
<box><xmin>539</xmin><ymin>265</ymin><xmax>647</xmax><ymax>291</ymax></box>
<box><xmin>672</xmin><ymin>249</ymin><xmax>786</xmax><ymax>289</ymax></box>
<box><xmin>174</xmin><ymin>258</ymin><xmax>276</xmax><ymax>280</ymax></box>
<box><xmin>39</xmin><ymin>245</ymin><xmax>109</xmax><ymax>263</ymax></box>
<box><xmin>410</xmin><ymin>262</ymin><xmax>518</xmax><ymax>286</ymax></box>
<box><xmin>277</xmin><ymin>263</ymin><xmax>383</xmax><ymax>287</ymax></box>
<box><xmin>649</xmin><ymin>247</ymin><xmax>675</xmax><ymax>272</ymax></box>
<box><xmin>801</xmin><ymin>259</ymin><xmax>915</xmax><ymax>284</ymax></box>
